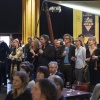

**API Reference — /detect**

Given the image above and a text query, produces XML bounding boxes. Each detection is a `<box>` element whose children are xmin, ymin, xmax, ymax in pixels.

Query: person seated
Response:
<box><xmin>5</xmin><ymin>71</ymin><xmax>32</xmax><ymax>100</ymax></box>
<box><xmin>31</xmin><ymin>78</ymin><xmax>58</xmax><ymax>100</ymax></box>
<box><xmin>90</xmin><ymin>83</ymin><xmax>100</xmax><ymax>100</ymax></box>
<box><xmin>48</xmin><ymin>61</ymin><xmax>65</xmax><ymax>81</ymax></box>
<box><xmin>20</xmin><ymin>61</ymin><xmax>35</xmax><ymax>89</ymax></box>
<box><xmin>48</xmin><ymin>75</ymin><xmax>66</xmax><ymax>100</ymax></box>
<box><xmin>36</xmin><ymin>66</ymin><xmax>49</xmax><ymax>79</ymax></box>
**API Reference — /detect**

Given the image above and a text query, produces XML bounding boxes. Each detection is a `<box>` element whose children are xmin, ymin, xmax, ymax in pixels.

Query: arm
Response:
<box><xmin>90</xmin><ymin>84</ymin><xmax>100</xmax><ymax>100</ymax></box>
<box><xmin>42</xmin><ymin>45</ymin><xmax>55</xmax><ymax>59</ymax></box>
<box><xmin>56</xmin><ymin>46</ymin><xmax>65</xmax><ymax>59</ymax></box>
<box><xmin>14</xmin><ymin>47</ymin><xmax>23</xmax><ymax>59</ymax></box>
<box><xmin>82</xmin><ymin>47</ymin><xmax>86</xmax><ymax>68</ymax></box>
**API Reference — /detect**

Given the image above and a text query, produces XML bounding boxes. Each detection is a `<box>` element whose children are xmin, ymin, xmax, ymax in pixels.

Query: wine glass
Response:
<box><xmin>72</xmin><ymin>84</ymin><xmax>75</xmax><ymax>91</ymax></box>
<box><xmin>76</xmin><ymin>81</ymin><xmax>81</xmax><ymax>94</ymax></box>
<box><xmin>66</xmin><ymin>82</ymin><xmax>71</xmax><ymax>89</ymax></box>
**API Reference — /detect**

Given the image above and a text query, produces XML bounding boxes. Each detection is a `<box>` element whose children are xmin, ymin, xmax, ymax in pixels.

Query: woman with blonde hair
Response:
<box><xmin>27</xmin><ymin>38</ymin><xmax>39</xmax><ymax>63</ymax></box>
<box><xmin>27</xmin><ymin>38</ymin><xmax>40</xmax><ymax>79</ymax></box>
<box><xmin>5</xmin><ymin>71</ymin><xmax>32</xmax><ymax>100</ymax></box>
<box><xmin>86</xmin><ymin>36</ymin><xmax>100</xmax><ymax>90</ymax></box>
<box><xmin>71</xmin><ymin>37</ymin><xmax>86</xmax><ymax>82</ymax></box>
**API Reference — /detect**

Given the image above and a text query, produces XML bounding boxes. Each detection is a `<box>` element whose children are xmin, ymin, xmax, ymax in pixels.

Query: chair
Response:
<box><xmin>73</xmin><ymin>82</ymin><xmax>90</xmax><ymax>92</ymax></box>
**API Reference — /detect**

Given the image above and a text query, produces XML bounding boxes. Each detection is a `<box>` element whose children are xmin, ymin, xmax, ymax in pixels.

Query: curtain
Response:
<box><xmin>22</xmin><ymin>0</ymin><xmax>40</xmax><ymax>44</ymax></box>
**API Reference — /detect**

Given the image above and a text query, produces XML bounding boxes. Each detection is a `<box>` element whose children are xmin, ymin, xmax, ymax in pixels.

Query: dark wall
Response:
<box><xmin>0</xmin><ymin>0</ymin><xmax>22</xmax><ymax>33</ymax></box>
<box><xmin>40</xmin><ymin>0</ymin><xmax>100</xmax><ymax>43</ymax></box>
<box><xmin>40</xmin><ymin>1</ymin><xmax>73</xmax><ymax>39</ymax></box>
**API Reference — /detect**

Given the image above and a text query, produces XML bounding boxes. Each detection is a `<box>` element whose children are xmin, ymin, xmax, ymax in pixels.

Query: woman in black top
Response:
<box><xmin>5</xmin><ymin>71</ymin><xmax>32</xmax><ymax>100</ymax></box>
<box><xmin>86</xmin><ymin>37</ymin><xmax>100</xmax><ymax>86</ymax></box>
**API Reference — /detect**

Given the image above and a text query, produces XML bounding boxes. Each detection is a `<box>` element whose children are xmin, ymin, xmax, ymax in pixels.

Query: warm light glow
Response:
<box><xmin>61</xmin><ymin>3</ymin><xmax>100</xmax><ymax>15</ymax></box>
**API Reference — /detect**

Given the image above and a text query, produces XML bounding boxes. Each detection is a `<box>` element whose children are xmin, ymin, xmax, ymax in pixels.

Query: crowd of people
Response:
<box><xmin>0</xmin><ymin>33</ymin><xmax>100</xmax><ymax>100</ymax></box>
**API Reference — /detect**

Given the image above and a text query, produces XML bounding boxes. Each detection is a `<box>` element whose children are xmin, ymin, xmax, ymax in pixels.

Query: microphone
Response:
<box><xmin>49</xmin><ymin>6</ymin><xmax>61</xmax><ymax>13</ymax></box>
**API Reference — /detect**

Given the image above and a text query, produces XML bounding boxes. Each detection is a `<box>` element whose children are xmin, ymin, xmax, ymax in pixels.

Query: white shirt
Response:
<box><xmin>75</xmin><ymin>46</ymin><xmax>86</xmax><ymax>69</ymax></box>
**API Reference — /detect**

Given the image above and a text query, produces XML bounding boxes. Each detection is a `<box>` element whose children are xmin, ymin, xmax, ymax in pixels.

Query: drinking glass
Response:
<box><xmin>66</xmin><ymin>82</ymin><xmax>71</xmax><ymax>89</ymax></box>
<box><xmin>76</xmin><ymin>81</ymin><xmax>81</xmax><ymax>94</ymax></box>
<box><xmin>72</xmin><ymin>84</ymin><xmax>75</xmax><ymax>91</ymax></box>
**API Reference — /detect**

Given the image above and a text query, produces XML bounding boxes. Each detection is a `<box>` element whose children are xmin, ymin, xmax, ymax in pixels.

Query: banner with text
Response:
<box><xmin>73</xmin><ymin>10</ymin><xmax>99</xmax><ymax>43</ymax></box>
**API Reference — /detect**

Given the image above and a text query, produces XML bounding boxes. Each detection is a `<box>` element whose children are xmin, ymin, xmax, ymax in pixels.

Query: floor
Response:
<box><xmin>0</xmin><ymin>79</ymin><xmax>12</xmax><ymax>100</ymax></box>
<box><xmin>0</xmin><ymin>86</ymin><xmax>7</xmax><ymax>100</ymax></box>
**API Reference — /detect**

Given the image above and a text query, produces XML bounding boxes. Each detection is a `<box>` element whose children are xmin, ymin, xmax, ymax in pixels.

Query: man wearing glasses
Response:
<box><xmin>48</xmin><ymin>61</ymin><xmax>64</xmax><ymax>81</ymax></box>
<box><xmin>56</xmin><ymin>34</ymin><xmax>76</xmax><ymax>87</ymax></box>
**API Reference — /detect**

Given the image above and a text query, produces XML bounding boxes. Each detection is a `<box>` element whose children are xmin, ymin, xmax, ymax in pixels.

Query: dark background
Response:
<box><xmin>40</xmin><ymin>0</ymin><xmax>100</xmax><ymax>40</ymax></box>
<box><xmin>0</xmin><ymin>0</ymin><xmax>22</xmax><ymax>33</ymax></box>
<box><xmin>0</xmin><ymin>0</ymin><xmax>99</xmax><ymax>42</ymax></box>
<box><xmin>40</xmin><ymin>1</ymin><xmax>73</xmax><ymax>39</ymax></box>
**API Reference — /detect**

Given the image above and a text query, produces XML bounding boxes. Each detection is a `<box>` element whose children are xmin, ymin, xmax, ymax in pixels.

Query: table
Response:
<box><xmin>62</xmin><ymin>88</ymin><xmax>91</xmax><ymax>100</ymax></box>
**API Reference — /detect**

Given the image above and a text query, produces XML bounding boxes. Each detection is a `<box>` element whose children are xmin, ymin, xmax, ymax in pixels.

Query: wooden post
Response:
<box><xmin>45</xmin><ymin>2</ymin><xmax>55</xmax><ymax>46</ymax></box>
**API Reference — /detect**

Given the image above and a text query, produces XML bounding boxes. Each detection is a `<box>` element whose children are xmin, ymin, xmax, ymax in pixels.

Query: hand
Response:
<box><xmin>30</xmin><ymin>49</ymin><xmax>35</xmax><ymax>55</ymax></box>
<box><xmin>39</xmin><ymin>49</ymin><xmax>43</xmax><ymax>54</ymax></box>
<box><xmin>92</xmin><ymin>55</ymin><xmax>98</xmax><ymax>60</ymax></box>
<box><xmin>71</xmin><ymin>56</ymin><xmax>75</xmax><ymax>61</ymax></box>
<box><xmin>85</xmin><ymin>58</ymin><xmax>90</xmax><ymax>61</ymax></box>
<box><xmin>35</xmin><ymin>54</ymin><xmax>38</xmax><ymax>56</ymax></box>
<box><xmin>12</xmin><ymin>57</ymin><xmax>15</xmax><ymax>60</ymax></box>
<box><xmin>62</xmin><ymin>51</ymin><xmax>66</xmax><ymax>57</ymax></box>
<box><xmin>30</xmin><ymin>49</ymin><xmax>33</xmax><ymax>53</ymax></box>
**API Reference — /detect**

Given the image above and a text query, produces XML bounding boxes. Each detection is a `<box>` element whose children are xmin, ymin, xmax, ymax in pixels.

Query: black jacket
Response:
<box><xmin>38</xmin><ymin>43</ymin><xmax>55</xmax><ymax>66</ymax></box>
<box><xmin>58</xmin><ymin>95</ymin><xmax>66</xmax><ymax>100</ymax></box>
<box><xmin>5</xmin><ymin>89</ymin><xmax>32</xmax><ymax>100</ymax></box>
<box><xmin>0</xmin><ymin>42</ymin><xmax>11</xmax><ymax>61</ymax></box>
<box><xmin>55</xmin><ymin>71</ymin><xmax>65</xmax><ymax>82</ymax></box>
<box><xmin>57</xmin><ymin>45</ymin><xmax>76</xmax><ymax>66</ymax></box>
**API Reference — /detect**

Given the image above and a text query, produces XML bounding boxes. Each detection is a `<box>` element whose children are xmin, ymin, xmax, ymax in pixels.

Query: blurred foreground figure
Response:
<box><xmin>31</xmin><ymin>78</ymin><xmax>58</xmax><ymax>100</ymax></box>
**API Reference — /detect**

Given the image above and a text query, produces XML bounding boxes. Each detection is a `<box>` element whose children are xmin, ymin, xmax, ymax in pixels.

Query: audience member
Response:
<box><xmin>48</xmin><ymin>61</ymin><xmax>65</xmax><ymax>81</ymax></box>
<box><xmin>38</xmin><ymin>34</ymin><xmax>55</xmax><ymax>66</ymax></box>
<box><xmin>5</xmin><ymin>71</ymin><xmax>32</xmax><ymax>100</ymax></box>
<box><xmin>90</xmin><ymin>83</ymin><xmax>100</xmax><ymax>100</ymax></box>
<box><xmin>20</xmin><ymin>61</ymin><xmax>35</xmax><ymax>89</ymax></box>
<box><xmin>24</xmin><ymin>38</ymin><xmax>32</xmax><ymax>55</ymax></box>
<box><xmin>71</xmin><ymin>38</ymin><xmax>86</xmax><ymax>82</ymax></box>
<box><xmin>31</xmin><ymin>78</ymin><xmax>58</xmax><ymax>100</ymax></box>
<box><xmin>9</xmin><ymin>39</ymin><xmax>23</xmax><ymax>79</ymax></box>
<box><xmin>36</xmin><ymin>66</ymin><xmax>49</xmax><ymax>79</ymax></box>
<box><xmin>57</xmin><ymin>34</ymin><xmax>76</xmax><ymax>85</ymax></box>
<box><xmin>86</xmin><ymin>37</ymin><xmax>100</xmax><ymax>91</ymax></box>
<box><xmin>0</xmin><ymin>41</ymin><xmax>11</xmax><ymax>90</ymax></box>
<box><xmin>78</xmin><ymin>34</ymin><xmax>88</xmax><ymax>49</ymax></box>
<box><xmin>48</xmin><ymin>75</ymin><xmax>66</xmax><ymax>100</ymax></box>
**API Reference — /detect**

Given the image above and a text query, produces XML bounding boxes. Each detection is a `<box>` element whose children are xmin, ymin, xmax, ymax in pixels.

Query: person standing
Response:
<box><xmin>5</xmin><ymin>71</ymin><xmax>32</xmax><ymax>100</ymax></box>
<box><xmin>31</xmin><ymin>78</ymin><xmax>57</xmax><ymax>100</ymax></box>
<box><xmin>86</xmin><ymin>37</ymin><xmax>100</xmax><ymax>91</ymax></box>
<box><xmin>9</xmin><ymin>39</ymin><xmax>23</xmax><ymax>79</ymax></box>
<box><xmin>71</xmin><ymin>38</ymin><xmax>86</xmax><ymax>82</ymax></box>
<box><xmin>38</xmin><ymin>34</ymin><xmax>55</xmax><ymax>66</ymax></box>
<box><xmin>57</xmin><ymin>34</ymin><xmax>76</xmax><ymax>86</ymax></box>
<box><xmin>0</xmin><ymin>41</ymin><xmax>11</xmax><ymax>90</ymax></box>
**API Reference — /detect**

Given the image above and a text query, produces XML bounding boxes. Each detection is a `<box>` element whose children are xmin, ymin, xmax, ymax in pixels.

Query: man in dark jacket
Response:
<box><xmin>48</xmin><ymin>61</ymin><xmax>65</xmax><ymax>81</ymax></box>
<box><xmin>38</xmin><ymin>34</ymin><xmax>55</xmax><ymax>66</ymax></box>
<box><xmin>57</xmin><ymin>34</ymin><xmax>76</xmax><ymax>86</ymax></box>
<box><xmin>0</xmin><ymin>41</ymin><xmax>11</xmax><ymax>91</ymax></box>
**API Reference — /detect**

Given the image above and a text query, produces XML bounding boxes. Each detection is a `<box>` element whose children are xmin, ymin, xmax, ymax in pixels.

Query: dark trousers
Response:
<box><xmin>75</xmin><ymin>68</ymin><xmax>84</xmax><ymax>82</ymax></box>
<box><xmin>0</xmin><ymin>62</ymin><xmax>7</xmax><ymax>86</ymax></box>
<box><xmin>61</xmin><ymin>64</ymin><xmax>74</xmax><ymax>85</ymax></box>
<box><xmin>10</xmin><ymin>61</ymin><xmax>21</xmax><ymax>79</ymax></box>
<box><xmin>7</xmin><ymin>59</ymin><xmax>11</xmax><ymax>78</ymax></box>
